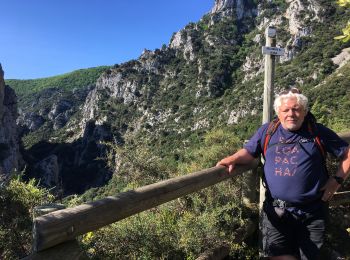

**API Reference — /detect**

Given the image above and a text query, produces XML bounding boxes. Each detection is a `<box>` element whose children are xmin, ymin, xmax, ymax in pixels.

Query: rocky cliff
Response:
<box><xmin>0</xmin><ymin>64</ymin><xmax>21</xmax><ymax>180</ymax></box>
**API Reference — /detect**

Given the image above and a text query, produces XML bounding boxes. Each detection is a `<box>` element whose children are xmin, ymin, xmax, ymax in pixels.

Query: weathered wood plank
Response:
<box><xmin>33</xmin><ymin>161</ymin><xmax>259</xmax><ymax>252</ymax></box>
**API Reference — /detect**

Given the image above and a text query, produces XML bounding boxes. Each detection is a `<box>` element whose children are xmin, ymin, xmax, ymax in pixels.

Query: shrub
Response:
<box><xmin>0</xmin><ymin>175</ymin><xmax>54</xmax><ymax>259</ymax></box>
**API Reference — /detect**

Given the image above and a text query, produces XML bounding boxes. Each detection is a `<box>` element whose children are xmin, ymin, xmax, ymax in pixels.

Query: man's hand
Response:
<box><xmin>320</xmin><ymin>177</ymin><xmax>341</xmax><ymax>201</ymax></box>
<box><xmin>216</xmin><ymin>149</ymin><xmax>255</xmax><ymax>175</ymax></box>
<box><xmin>321</xmin><ymin>147</ymin><xmax>350</xmax><ymax>201</ymax></box>
<box><xmin>216</xmin><ymin>156</ymin><xmax>236</xmax><ymax>174</ymax></box>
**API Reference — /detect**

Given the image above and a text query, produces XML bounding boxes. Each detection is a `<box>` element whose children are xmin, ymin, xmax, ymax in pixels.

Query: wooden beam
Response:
<box><xmin>33</xmin><ymin>161</ymin><xmax>259</xmax><ymax>252</ymax></box>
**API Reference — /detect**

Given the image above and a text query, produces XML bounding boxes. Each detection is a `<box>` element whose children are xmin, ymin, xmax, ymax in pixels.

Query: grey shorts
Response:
<box><xmin>262</xmin><ymin>201</ymin><xmax>328</xmax><ymax>259</ymax></box>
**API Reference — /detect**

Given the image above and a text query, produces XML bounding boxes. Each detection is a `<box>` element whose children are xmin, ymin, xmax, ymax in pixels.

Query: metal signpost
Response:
<box><xmin>259</xmin><ymin>26</ymin><xmax>285</xmax><ymax>256</ymax></box>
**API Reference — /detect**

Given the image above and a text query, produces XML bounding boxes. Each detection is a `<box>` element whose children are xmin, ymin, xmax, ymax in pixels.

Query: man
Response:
<box><xmin>217</xmin><ymin>88</ymin><xmax>350</xmax><ymax>260</ymax></box>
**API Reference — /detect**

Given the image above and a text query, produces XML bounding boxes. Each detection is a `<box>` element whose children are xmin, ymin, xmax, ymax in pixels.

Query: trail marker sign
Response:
<box><xmin>262</xmin><ymin>46</ymin><xmax>285</xmax><ymax>56</ymax></box>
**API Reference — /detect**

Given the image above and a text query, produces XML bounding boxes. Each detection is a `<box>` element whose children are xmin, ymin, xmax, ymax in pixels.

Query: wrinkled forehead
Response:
<box><xmin>279</xmin><ymin>96</ymin><xmax>305</xmax><ymax>110</ymax></box>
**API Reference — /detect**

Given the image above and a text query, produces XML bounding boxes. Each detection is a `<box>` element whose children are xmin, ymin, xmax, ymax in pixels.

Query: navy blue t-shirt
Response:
<box><xmin>244</xmin><ymin>121</ymin><xmax>349</xmax><ymax>204</ymax></box>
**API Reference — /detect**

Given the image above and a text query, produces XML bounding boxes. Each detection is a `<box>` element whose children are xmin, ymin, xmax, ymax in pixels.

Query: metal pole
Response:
<box><xmin>259</xmin><ymin>26</ymin><xmax>276</xmax><ymax>257</ymax></box>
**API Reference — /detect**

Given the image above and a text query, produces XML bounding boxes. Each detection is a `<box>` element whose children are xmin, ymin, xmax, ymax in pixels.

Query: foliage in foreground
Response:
<box><xmin>0</xmin><ymin>175</ymin><xmax>54</xmax><ymax>259</ymax></box>
<box><xmin>80</xmin><ymin>198</ymin><xmax>258</xmax><ymax>260</ymax></box>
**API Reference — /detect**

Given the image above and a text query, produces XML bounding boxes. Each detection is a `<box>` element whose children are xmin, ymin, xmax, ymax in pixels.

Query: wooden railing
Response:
<box><xmin>26</xmin><ymin>132</ymin><xmax>350</xmax><ymax>259</ymax></box>
<box><xmin>32</xmin><ymin>161</ymin><xmax>259</xmax><ymax>252</ymax></box>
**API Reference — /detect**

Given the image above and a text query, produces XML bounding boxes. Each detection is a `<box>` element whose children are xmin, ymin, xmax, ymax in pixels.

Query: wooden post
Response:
<box><xmin>262</xmin><ymin>26</ymin><xmax>277</xmax><ymax>124</ymax></box>
<box><xmin>259</xmin><ymin>26</ymin><xmax>277</xmax><ymax>256</ymax></box>
<box><xmin>241</xmin><ymin>141</ymin><xmax>259</xmax><ymax>207</ymax></box>
<box><xmin>25</xmin><ymin>204</ymin><xmax>87</xmax><ymax>259</ymax></box>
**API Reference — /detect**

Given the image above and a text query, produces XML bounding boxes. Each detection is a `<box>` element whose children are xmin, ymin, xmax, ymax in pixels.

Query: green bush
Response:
<box><xmin>0</xmin><ymin>175</ymin><xmax>54</xmax><ymax>259</ymax></box>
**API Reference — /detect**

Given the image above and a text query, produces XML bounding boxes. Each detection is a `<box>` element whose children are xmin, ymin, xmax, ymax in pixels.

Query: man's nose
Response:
<box><xmin>287</xmin><ymin>109</ymin><xmax>295</xmax><ymax>116</ymax></box>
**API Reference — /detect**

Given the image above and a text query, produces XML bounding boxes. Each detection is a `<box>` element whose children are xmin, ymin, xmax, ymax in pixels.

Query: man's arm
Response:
<box><xmin>321</xmin><ymin>146</ymin><xmax>350</xmax><ymax>201</ymax></box>
<box><xmin>216</xmin><ymin>148</ymin><xmax>256</xmax><ymax>174</ymax></box>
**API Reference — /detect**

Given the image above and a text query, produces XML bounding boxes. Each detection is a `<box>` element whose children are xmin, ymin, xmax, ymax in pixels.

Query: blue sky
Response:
<box><xmin>0</xmin><ymin>0</ymin><xmax>213</xmax><ymax>79</ymax></box>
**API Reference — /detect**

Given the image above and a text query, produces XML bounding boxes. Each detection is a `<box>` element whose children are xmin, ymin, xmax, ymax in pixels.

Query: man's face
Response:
<box><xmin>277</xmin><ymin>97</ymin><xmax>306</xmax><ymax>131</ymax></box>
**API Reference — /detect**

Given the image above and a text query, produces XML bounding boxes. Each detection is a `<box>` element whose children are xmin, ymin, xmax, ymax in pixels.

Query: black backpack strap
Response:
<box><xmin>305</xmin><ymin>112</ymin><xmax>327</xmax><ymax>161</ymax></box>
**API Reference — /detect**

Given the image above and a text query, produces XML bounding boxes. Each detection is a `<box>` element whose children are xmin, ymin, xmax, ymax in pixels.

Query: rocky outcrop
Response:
<box><xmin>332</xmin><ymin>48</ymin><xmax>350</xmax><ymax>69</ymax></box>
<box><xmin>285</xmin><ymin>0</ymin><xmax>321</xmax><ymax>35</ymax></box>
<box><xmin>17</xmin><ymin>111</ymin><xmax>45</xmax><ymax>131</ymax></box>
<box><xmin>48</xmin><ymin>100</ymin><xmax>73</xmax><ymax>130</ymax></box>
<box><xmin>17</xmin><ymin>85</ymin><xmax>94</xmax><ymax>135</ymax></box>
<box><xmin>170</xmin><ymin>30</ymin><xmax>196</xmax><ymax>61</ymax></box>
<box><xmin>0</xmin><ymin>64</ymin><xmax>21</xmax><ymax>179</ymax></box>
<box><xmin>287</xmin><ymin>0</ymin><xmax>322</xmax><ymax>32</ymax></box>
<box><xmin>242</xmin><ymin>55</ymin><xmax>264</xmax><ymax>82</ymax></box>
<box><xmin>170</xmin><ymin>0</ymin><xmax>257</xmax><ymax>61</ymax></box>
<box><xmin>227</xmin><ymin>106</ymin><xmax>258</xmax><ymax>125</ymax></box>
<box><xmin>255</xmin><ymin>0</ymin><xmax>322</xmax><ymax>62</ymax></box>
<box><xmin>211</xmin><ymin>0</ymin><xmax>257</xmax><ymax>20</ymax></box>
<box><xmin>281</xmin><ymin>0</ymin><xmax>322</xmax><ymax>61</ymax></box>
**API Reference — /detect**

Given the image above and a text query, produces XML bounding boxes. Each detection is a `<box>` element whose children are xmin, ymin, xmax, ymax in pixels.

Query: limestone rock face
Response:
<box><xmin>17</xmin><ymin>85</ymin><xmax>93</xmax><ymax>136</ymax></box>
<box><xmin>48</xmin><ymin>100</ymin><xmax>73</xmax><ymax>130</ymax></box>
<box><xmin>279</xmin><ymin>0</ymin><xmax>321</xmax><ymax>61</ymax></box>
<box><xmin>0</xmin><ymin>64</ymin><xmax>21</xmax><ymax>179</ymax></box>
<box><xmin>17</xmin><ymin>112</ymin><xmax>45</xmax><ymax>131</ymax></box>
<box><xmin>332</xmin><ymin>48</ymin><xmax>350</xmax><ymax>69</ymax></box>
<box><xmin>211</xmin><ymin>0</ymin><xmax>257</xmax><ymax>20</ymax></box>
<box><xmin>285</xmin><ymin>0</ymin><xmax>321</xmax><ymax>35</ymax></box>
<box><xmin>170</xmin><ymin>31</ymin><xmax>196</xmax><ymax>61</ymax></box>
<box><xmin>211</xmin><ymin>0</ymin><xmax>236</xmax><ymax>13</ymax></box>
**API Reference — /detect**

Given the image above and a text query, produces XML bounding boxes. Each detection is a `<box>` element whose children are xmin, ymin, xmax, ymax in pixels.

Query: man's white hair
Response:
<box><xmin>273</xmin><ymin>91</ymin><xmax>309</xmax><ymax>114</ymax></box>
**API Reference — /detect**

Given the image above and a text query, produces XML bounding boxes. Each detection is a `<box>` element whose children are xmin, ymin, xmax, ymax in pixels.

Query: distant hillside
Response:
<box><xmin>6</xmin><ymin>66</ymin><xmax>110</xmax><ymax>97</ymax></box>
